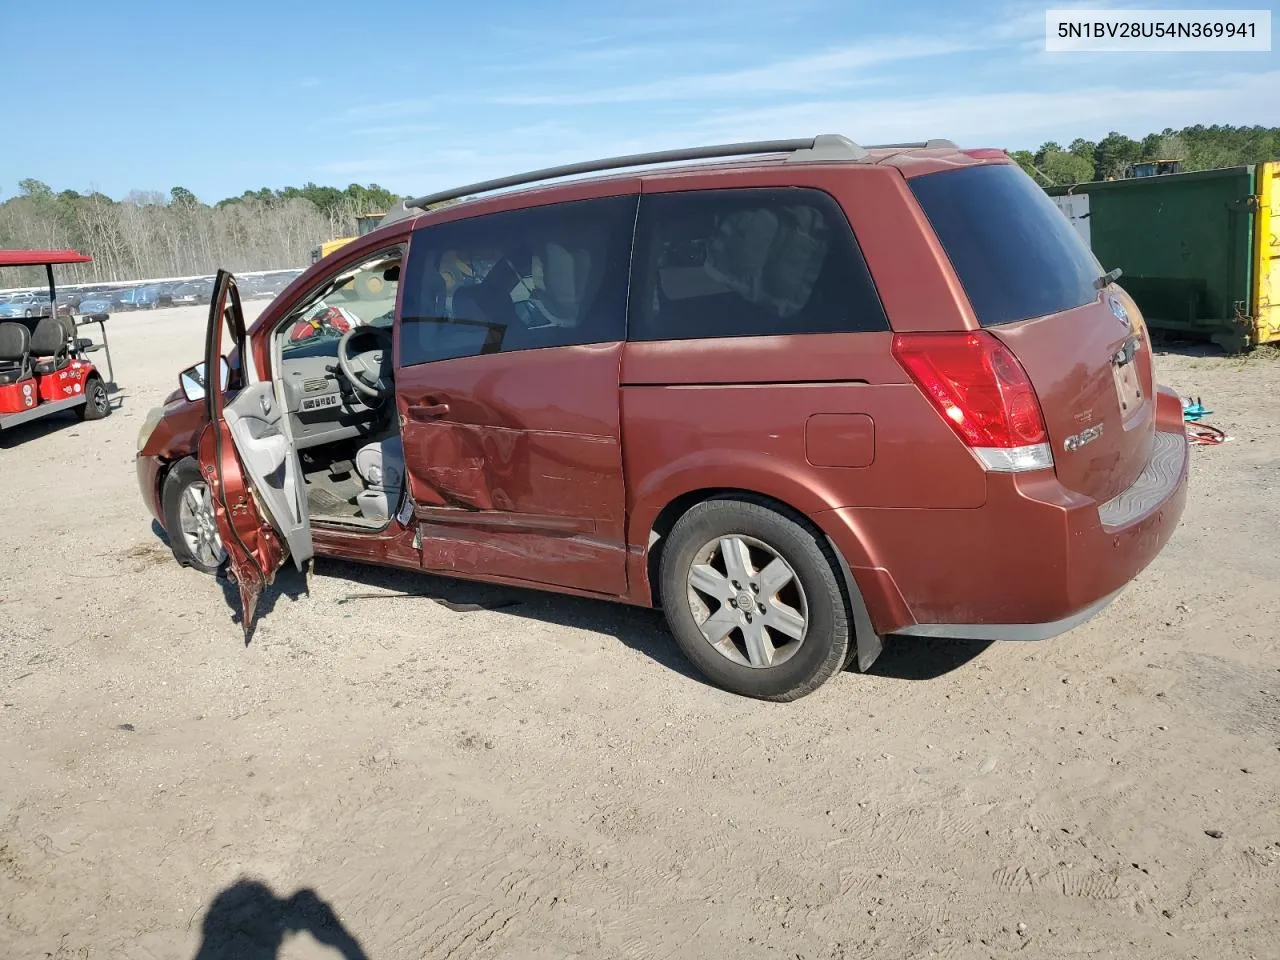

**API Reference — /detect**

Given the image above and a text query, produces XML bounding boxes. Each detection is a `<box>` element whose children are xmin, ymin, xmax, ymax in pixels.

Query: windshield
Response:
<box><xmin>279</xmin><ymin>254</ymin><xmax>400</xmax><ymax>359</ymax></box>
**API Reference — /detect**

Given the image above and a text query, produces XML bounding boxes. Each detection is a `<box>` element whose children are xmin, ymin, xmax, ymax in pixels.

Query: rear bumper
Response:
<box><xmin>136</xmin><ymin>454</ymin><xmax>165</xmax><ymax>525</ymax></box>
<box><xmin>893</xmin><ymin>588</ymin><xmax>1124</xmax><ymax>641</ymax></box>
<box><xmin>821</xmin><ymin>388</ymin><xmax>1189</xmax><ymax>639</ymax></box>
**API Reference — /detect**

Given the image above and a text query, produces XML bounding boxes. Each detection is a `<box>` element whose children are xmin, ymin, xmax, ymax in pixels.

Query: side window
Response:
<box><xmin>398</xmin><ymin>194</ymin><xmax>637</xmax><ymax>367</ymax></box>
<box><xmin>630</xmin><ymin>188</ymin><xmax>888</xmax><ymax>341</ymax></box>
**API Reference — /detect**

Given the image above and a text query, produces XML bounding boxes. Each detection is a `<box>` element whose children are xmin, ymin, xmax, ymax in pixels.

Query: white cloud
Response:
<box><xmin>488</xmin><ymin>36</ymin><xmax>984</xmax><ymax>106</ymax></box>
<box><xmin>687</xmin><ymin>70</ymin><xmax>1280</xmax><ymax>149</ymax></box>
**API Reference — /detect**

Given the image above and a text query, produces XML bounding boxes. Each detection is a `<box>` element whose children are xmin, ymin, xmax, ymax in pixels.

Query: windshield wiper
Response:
<box><xmin>1094</xmin><ymin>267</ymin><xmax>1123</xmax><ymax>290</ymax></box>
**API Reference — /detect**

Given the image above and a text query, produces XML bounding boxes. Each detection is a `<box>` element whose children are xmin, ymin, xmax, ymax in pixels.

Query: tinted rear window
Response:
<box><xmin>909</xmin><ymin>163</ymin><xmax>1102</xmax><ymax>327</ymax></box>
<box><xmin>629</xmin><ymin>188</ymin><xmax>888</xmax><ymax>341</ymax></box>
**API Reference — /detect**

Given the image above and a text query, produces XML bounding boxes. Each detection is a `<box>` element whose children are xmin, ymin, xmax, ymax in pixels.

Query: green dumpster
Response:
<box><xmin>1047</xmin><ymin>162</ymin><xmax>1280</xmax><ymax>352</ymax></box>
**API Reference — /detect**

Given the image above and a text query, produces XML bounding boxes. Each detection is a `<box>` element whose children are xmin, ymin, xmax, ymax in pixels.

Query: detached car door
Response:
<box><xmin>195</xmin><ymin>269</ymin><xmax>312</xmax><ymax>635</ymax></box>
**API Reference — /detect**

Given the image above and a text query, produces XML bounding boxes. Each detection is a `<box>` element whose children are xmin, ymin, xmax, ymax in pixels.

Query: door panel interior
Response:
<box><xmin>223</xmin><ymin>381</ymin><xmax>313</xmax><ymax>569</ymax></box>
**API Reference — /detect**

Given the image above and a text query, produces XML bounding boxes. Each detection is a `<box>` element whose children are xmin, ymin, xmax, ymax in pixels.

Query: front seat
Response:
<box><xmin>29</xmin><ymin>316</ymin><xmax>71</xmax><ymax>374</ymax></box>
<box><xmin>353</xmin><ymin>435</ymin><xmax>405</xmax><ymax>522</ymax></box>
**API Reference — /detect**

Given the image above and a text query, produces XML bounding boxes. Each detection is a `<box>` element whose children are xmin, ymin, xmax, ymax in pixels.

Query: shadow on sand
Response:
<box><xmin>191</xmin><ymin>879</ymin><xmax>368</xmax><ymax>960</ymax></box>
<box><xmin>148</xmin><ymin>525</ymin><xmax>996</xmax><ymax>686</ymax></box>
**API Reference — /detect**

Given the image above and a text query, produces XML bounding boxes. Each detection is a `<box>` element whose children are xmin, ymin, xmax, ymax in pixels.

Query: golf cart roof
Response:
<box><xmin>0</xmin><ymin>249</ymin><xmax>93</xmax><ymax>267</ymax></box>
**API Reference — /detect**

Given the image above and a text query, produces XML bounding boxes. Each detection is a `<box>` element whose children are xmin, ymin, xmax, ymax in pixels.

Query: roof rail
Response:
<box><xmin>865</xmin><ymin>139</ymin><xmax>957</xmax><ymax>149</ymax></box>
<box><xmin>404</xmin><ymin>134</ymin><xmax>870</xmax><ymax>211</ymax></box>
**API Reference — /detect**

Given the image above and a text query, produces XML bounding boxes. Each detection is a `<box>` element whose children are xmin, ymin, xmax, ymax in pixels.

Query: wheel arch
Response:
<box><xmin>635</xmin><ymin>484</ymin><xmax>885</xmax><ymax>673</ymax></box>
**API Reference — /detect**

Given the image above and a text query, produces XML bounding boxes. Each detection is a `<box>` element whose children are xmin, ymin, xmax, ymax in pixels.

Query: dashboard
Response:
<box><xmin>278</xmin><ymin>352</ymin><xmax>389</xmax><ymax>450</ymax></box>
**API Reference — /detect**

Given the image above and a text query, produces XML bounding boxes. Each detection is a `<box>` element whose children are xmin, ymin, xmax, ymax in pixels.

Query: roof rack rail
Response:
<box><xmin>865</xmin><ymin>139</ymin><xmax>957</xmax><ymax>149</ymax></box>
<box><xmin>404</xmin><ymin>134</ymin><xmax>869</xmax><ymax>211</ymax></box>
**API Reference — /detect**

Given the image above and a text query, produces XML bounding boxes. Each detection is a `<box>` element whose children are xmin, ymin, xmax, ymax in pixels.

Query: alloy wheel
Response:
<box><xmin>179</xmin><ymin>481</ymin><xmax>225</xmax><ymax>568</ymax></box>
<box><xmin>685</xmin><ymin>534</ymin><xmax>808</xmax><ymax>668</ymax></box>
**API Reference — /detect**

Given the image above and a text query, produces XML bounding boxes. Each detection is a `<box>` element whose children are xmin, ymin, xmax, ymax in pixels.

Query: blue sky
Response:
<box><xmin>2</xmin><ymin>0</ymin><xmax>1276</xmax><ymax>203</ymax></box>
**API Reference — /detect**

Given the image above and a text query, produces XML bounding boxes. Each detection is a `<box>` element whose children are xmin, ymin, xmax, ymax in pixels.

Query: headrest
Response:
<box><xmin>0</xmin><ymin>322</ymin><xmax>30</xmax><ymax>362</ymax></box>
<box><xmin>29</xmin><ymin>316</ymin><xmax>68</xmax><ymax>356</ymax></box>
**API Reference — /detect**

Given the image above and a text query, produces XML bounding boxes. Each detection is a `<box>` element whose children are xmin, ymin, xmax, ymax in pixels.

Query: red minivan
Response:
<box><xmin>136</xmin><ymin>135</ymin><xmax>1189</xmax><ymax>701</ymax></box>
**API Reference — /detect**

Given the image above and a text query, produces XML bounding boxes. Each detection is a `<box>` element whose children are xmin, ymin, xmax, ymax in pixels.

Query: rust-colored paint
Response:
<box><xmin>311</xmin><ymin>523</ymin><xmax>421</xmax><ymax>571</ymax></box>
<box><xmin>197</xmin><ymin>273</ymin><xmax>287</xmax><ymax>634</ymax></box>
<box><xmin>619</xmin><ymin>329</ymin><xmax>991</xmax><ymax>602</ymax></box>
<box><xmin>139</xmin><ymin>395</ymin><xmax>206</xmax><ymax>460</ymax></box>
<box><xmin>136</xmin><ymin>145</ymin><xmax>1189</xmax><ymax>645</ymax></box>
<box><xmin>395</xmin><ymin>342</ymin><xmax>628</xmax><ymax>597</ymax></box>
<box><xmin>196</xmin><ymin>418</ymin><xmax>285</xmax><ymax>630</ymax></box>
<box><xmin>136</xmin><ymin>454</ymin><xmax>164</xmax><ymax>523</ymax></box>
<box><xmin>805</xmin><ymin>414</ymin><xmax>875</xmax><ymax>468</ymax></box>
<box><xmin>990</xmin><ymin>292</ymin><xmax>1155</xmax><ymax>505</ymax></box>
<box><xmin>844</xmin><ymin>432</ymin><xmax>1188</xmax><ymax>627</ymax></box>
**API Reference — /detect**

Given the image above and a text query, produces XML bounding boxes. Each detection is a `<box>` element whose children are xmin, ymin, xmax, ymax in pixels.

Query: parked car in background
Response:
<box><xmin>236</xmin><ymin>276</ymin><xmax>266</xmax><ymax>299</ymax></box>
<box><xmin>56</xmin><ymin>287</ymin><xmax>85</xmax><ymax>314</ymax></box>
<box><xmin>117</xmin><ymin>287</ymin><xmax>148</xmax><ymax>310</ymax></box>
<box><xmin>262</xmin><ymin>271</ymin><xmax>302</xmax><ymax>296</ymax></box>
<box><xmin>76</xmin><ymin>293</ymin><xmax>116</xmax><ymax>318</ymax></box>
<box><xmin>0</xmin><ymin>298</ymin><xmax>28</xmax><ymax>319</ymax></box>
<box><xmin>0</xmin><ymin>293</ymin><xmax>52</xmax><ymax>319</ymax></box>
<box><xmin>135</xmin><ymin>284</ymin><xmax>176</xmax><ymax>309</ymax></box>
<box><xmin>171</xmin><ymin>280</ymin><xmax>213</xmax><ymax>305</ymax></box>
<box><xmin>82</xmin><ymin>287</ymin><xmax>126</xmax><ymax>309</ymax></box>
<box><xmin>30</xmin><ymin>291</ymin><xmax>54</xmax><ymax>317</ymax></box>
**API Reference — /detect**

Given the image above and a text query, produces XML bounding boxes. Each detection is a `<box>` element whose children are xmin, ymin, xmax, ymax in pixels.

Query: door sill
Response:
<box><xmin>312</xmin><ymin>514</ymin><xmax>393</xmax><ymax>534</ymax></box>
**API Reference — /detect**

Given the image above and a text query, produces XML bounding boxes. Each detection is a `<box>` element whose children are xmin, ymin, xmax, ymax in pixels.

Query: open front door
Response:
<box><xmin>195</xmin><ymin>270</ymin><xmax>312</xmax><ymax>637</ymax></box>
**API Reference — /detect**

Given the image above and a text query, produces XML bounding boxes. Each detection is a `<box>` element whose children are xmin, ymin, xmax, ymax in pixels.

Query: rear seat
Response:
<box><xmin>0</xmin><ymin>322</ymin><xmax>33</xmax><ymax>384</ymax></box>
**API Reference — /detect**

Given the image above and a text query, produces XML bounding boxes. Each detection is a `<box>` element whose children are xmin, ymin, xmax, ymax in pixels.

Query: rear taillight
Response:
<box><xmin>892</xmin><ymin>331</ymin><xmax>1053</xmax><ymax>473</ymax></box>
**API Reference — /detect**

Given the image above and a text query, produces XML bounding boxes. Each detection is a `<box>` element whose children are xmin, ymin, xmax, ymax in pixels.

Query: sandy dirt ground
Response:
<box><xmin>1</xmin><ymin>305</ymin><xmax>1278</xmax><ymax>960</ymax></box>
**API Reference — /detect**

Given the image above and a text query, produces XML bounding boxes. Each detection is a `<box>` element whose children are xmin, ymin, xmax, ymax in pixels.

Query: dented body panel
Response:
<box><xmin>395</xmin><ymin>341</ymin><xmax>628</xmax><ymax>597</ymax></box>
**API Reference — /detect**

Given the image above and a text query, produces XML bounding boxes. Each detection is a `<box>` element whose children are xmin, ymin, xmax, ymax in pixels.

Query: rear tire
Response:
<box><xmin>658</xmin><ymin>496</ymin><xmax>850</xmax><ymax>701</ymax></box>
<box><xmin>77</xmin><ymin>375</ymin><xmax>110</xmax><ymax>420</ymax></box>
<box><xmin>162</xmin><ymin>457</ymin><xmax>226</xmax><ymax>575</ymax></box>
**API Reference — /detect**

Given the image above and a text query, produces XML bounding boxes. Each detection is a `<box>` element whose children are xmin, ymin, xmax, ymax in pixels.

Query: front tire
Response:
<box><xmin>658</xmin><ymin>497</ymin><xmax>850</xmax><ymax>701</ymax></box>
<box><xmin>162</xmin><ymin>457</ymin><xmax>227</xmax><ymax>575</ymax></box>
<box><xmin>77</xmin><ymin>375</ymin><xmax>110</xmax><ymax>420</ymax></box>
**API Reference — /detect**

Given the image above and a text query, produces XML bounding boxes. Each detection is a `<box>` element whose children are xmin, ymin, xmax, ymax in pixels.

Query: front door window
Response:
<box><xmin>280</xmin><ymin>254</ymin><xmax>401</xmax><ymax>360</ymax></box>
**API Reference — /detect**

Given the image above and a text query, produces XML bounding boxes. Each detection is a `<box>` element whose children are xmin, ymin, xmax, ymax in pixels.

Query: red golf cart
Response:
<box><xmin>0</xmin><ymin>249</ymin><xmax>114</xmax><ymax>437</ymax></box>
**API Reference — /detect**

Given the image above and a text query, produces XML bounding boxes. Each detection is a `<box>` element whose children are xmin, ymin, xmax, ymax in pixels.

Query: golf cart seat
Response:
<box><xmin>29</xmin><ymin>316</ymin><xmax>72</xmax><ymax>374</ymax></box>
<box><xmin>0</xmin><ymin>322</ymin><xmax>33</xmax><ymax>385</ymax></box>
<box><xmin>353</xmin><ymin>435</ymin><xmax>405</xmax><ymax>522</ymax></box>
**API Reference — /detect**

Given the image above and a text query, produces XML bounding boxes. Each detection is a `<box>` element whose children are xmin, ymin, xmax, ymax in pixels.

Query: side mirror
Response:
<box><xmin>179</xmin><ymin>356</ymin><xmax>230</xmax><ymax>403</ymax></box>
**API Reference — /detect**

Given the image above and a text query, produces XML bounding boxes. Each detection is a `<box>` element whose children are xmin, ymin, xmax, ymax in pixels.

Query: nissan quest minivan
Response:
<box><xmin>135</xmin><ymin>134</ymin><xmax>1189</xmax><ymax>701</ymax></box>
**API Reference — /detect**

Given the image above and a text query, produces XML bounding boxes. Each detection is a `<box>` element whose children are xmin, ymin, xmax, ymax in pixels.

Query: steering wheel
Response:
<box><xmin>337</xmin><ymin>325</ymin><xmax>394</xmax><ymax>402</ymax></box>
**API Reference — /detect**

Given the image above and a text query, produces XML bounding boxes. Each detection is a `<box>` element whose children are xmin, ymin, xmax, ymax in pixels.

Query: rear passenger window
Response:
<box><xmin>398</xmin><ymin>194</ymin><xmax>637</xmax><ymax>367</ymax></box>
<box><xmin>629</xmin><ymin>188</ymin><xmax>887</xmax><ymax>341</ymax></box>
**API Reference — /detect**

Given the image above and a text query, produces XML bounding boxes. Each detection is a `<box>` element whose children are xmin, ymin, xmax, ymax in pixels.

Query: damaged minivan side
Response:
<box><xmin>137</xmin><ymin>134</ymin><xmax>1189</xmax><ymax>701</ymax></box>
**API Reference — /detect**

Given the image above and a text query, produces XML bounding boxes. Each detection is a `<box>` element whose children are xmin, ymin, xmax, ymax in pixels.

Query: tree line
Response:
<box><xmin>0</xmin><ymin>181</ymin><xmax>402</xmax><ymax>287</ymax></box>
<box><xmin>1009</xmin><ymin>123</ymin><xmax>1280</xmax><ymax>186</ymax></box>
<box><xmin>3</xmin><ymin>124</ymin><xmax>1278</xmax><ymax>288</ymax></box>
